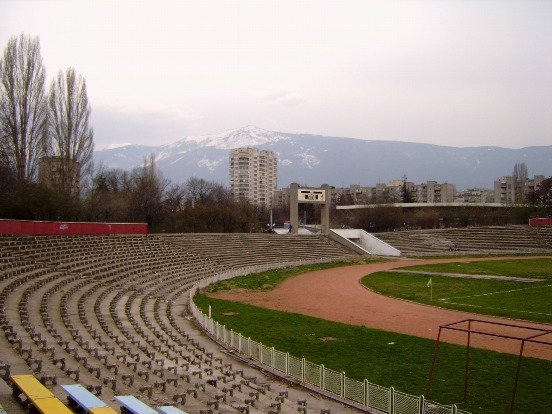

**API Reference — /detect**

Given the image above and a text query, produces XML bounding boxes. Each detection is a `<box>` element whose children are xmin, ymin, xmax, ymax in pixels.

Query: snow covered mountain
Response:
<box><xmin>93</xmin><ymin>126</ymin><xmax>552</xmax><ymax>190</ymax></box>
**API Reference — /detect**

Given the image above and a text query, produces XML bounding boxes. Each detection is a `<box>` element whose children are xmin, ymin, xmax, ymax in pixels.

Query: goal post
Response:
<box><xmin>425</xmin><ymin>318</ymin><xmax>552</xmax><ymax>413</ymax></box>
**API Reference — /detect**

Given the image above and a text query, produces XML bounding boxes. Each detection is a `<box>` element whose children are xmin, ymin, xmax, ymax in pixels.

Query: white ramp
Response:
<box><xmin>331</xmin><ymin>229</ymin><xmax>401</xmax><ymax>256</ymax></box>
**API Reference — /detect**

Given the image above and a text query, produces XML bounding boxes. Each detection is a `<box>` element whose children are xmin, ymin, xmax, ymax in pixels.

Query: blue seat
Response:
<box><xmin>61</xmin><ymin>384</ymin><xmax>108</xmax><ymax>411</ymax></box>
<box><xmin>114</xmin><ymin>396</ymin><xmax>158</xmax><ymax>414</ymax></box>
<box><xmin>157</xmin><ymin>407</ymin><xmax>189</xmax><ymax>414</ymax></box>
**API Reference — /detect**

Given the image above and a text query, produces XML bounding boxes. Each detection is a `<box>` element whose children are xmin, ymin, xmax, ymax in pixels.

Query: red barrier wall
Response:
<box><xmin>0</xmin><ymin>219</ymin><xmax>147</xmax><ymax>235</ymax></box>
<box><xmin>529</xmin><ymin>218</ymin><xmax>552</xmax><ymax>226</ymax></box>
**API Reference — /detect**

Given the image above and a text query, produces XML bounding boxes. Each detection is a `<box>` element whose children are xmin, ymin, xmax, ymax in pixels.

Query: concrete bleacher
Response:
<box><xmin>373</xmin><ymin>225</ymin><xmax>552</xmax><ymax>256</ymax></box>
<box><xmin>0</xmin><ymin>233</ymin><xmax>362</xmax><ymax>414</ymax></box>
<box><xmin>531</xmin><ymin>224</ymin><xmax>552</xmax><ymax>245</ymax></box>
<box><xmin>157</xmin><ymin>233</ymin><xmax>358</xmax><ymax>268</ymax></box>
<box><xmin>4</xmin><ymin>227</ymin><xmax>545</xmax><ymax>413</ymax></box>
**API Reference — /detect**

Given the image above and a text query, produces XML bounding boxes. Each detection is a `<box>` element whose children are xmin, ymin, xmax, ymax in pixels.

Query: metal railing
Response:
<box><xmin>188</xmin><ymin>261</ymin><xmax>471</xmax><ymax>414</ymax></box>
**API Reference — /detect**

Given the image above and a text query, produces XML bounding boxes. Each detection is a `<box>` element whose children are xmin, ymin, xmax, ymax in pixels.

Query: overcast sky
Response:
<box><xmin>2</xmin><ymin>0</ymin><xmax>551</xmax><ymax>150</ymax></box>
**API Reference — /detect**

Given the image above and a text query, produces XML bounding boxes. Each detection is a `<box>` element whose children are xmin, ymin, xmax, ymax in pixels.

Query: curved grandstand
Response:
<box><xmin>0</xmin><ymin>233</ymin><xmax>361</xmax><ymax>414</ymax></box>
<box><xmin>1</xmin><ymin>226</ymin><xmax>550</xmax><ymax>413</ymax></box>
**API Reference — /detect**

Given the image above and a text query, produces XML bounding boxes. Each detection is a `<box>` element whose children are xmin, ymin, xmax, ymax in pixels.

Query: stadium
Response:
<box><xmin>1</xmin><ymin>219</ymin><xmax>551</xmax><ymax>414</ymax></box>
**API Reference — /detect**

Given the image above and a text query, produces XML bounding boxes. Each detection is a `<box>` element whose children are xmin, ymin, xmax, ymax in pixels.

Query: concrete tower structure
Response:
<box><xmin>289</xmin><ymin>183</ymin><xmax>331</xmax><ymax>234</ymax></box>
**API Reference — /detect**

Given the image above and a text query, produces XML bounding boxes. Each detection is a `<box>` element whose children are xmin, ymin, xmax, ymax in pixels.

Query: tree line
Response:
<box><xmin>0</xmin><ymin>147</ymin><xmax>269</xmax><ymax>232</ymax></box>
<box><xmin>0</xmin><ymin>34</ymin><xmax>270</xmax><ymax>232</ymax></box>
<box><xmin>1</xmin><ymin>34</ymin><xmax>550</xmax><ymax>234</ymax></box>
<box><xmin>86</xmin><ymin>156</ymin><xmax>267</xmax><ymax>232</ymax></box>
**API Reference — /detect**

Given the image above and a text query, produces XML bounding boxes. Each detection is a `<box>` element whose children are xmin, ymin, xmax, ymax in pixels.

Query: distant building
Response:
<box><xmin>494</xmin><ymin>175</ymin><xmax>545</xmax><ymax>205</ymax></box>
<box><xmin>415</xmin><ymin>181</ymin><xmax>456</xmax><ymax>203</ymax></box>
<box><xmin>375</xmin><ymin>181</ymin><xmax>406</xmax><ymax>204</ymax></box>
<box><xmin>273</xmin><ymin>174</ymin><xmax>548</xmax><ymax>209</ymax></box>
<box><xmin>273</xmin><ymin>187</ymin><xmax>290</xmax><ymax>207</ymax></box>
<box><xmin>273</xmin><ymin>180</ymin><xmax>456</xmax><ymax>208</ymax></box>
<box><xmin>494</xmin><ymin>176</ymin><xmax>515</xmax><ymax>205</ymax></box>
<box><xmin>332</xmin><ymin>185</ymin><xmax>373</xmax><ymax>205</ymax></box>
<box><xmin>526</xmin><ymin>175</ymin><xmax>546</xmax><ymax>196</ymax></box>
<box><xmin>229</xmin><ymin>148</ymin><xmax>278</xmax><ymax>208</ymax></box>
<box><xmin>329</xmin><ymin>180</ymin><xmax>454</xmax><ymax>205</ymax></box>
<box><xmin>456</xmin><ymin>188</ymin><xmax>494</xmax><ymax>203</ymax></box>
<box><xmin>38</xmin><ymin>156</ymin><xmax>81</xmax><ymax>197</ymax></box>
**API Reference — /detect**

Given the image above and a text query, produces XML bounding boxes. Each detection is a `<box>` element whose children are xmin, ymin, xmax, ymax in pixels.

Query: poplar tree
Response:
<box><xmin>0</xmin><ymin>33</ymin><xmax>47</xmax><ymax>182</ymax></box>
<box><xmin>45</xmin><ymin>67</ymin><xmax>94</xmax><ymax>197</ymax></box>
<box><xmin>512</xmin><ymin>162</ymin><xmax>528</xmax><ymax>203</ymax></box>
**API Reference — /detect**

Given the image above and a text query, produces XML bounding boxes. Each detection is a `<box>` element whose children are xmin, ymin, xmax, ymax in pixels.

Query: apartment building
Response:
<box><xmin>415</xmin><ymin>181</ymin><xmax>456</xmax><ymax>203</ymax></box>
<box><xmin>526</xmin><ymin>175</ymin><xmax>546</xmax><ymax>196</ymax></box>
<box><xmin>329</xmin><ymin>180</ymin><xmax>454</xmax><ymax>205</ymax></box>
<box><xmin>456</xmin><ymin>188</ymin><xmax>495</xmax><ymax>203</ymax></box>
<box><xmin>494</xmin><ymin>174</ymin><xmax>546</xmax><ymax>205</ymax></box>
<box><xmin>273</xmin><ymin>174</ymin><xmax>548</xmax><ymax>208</ymax></box>
<box><xmin>494</xmin><ymin>176</ymin><xmax>515</xmax><ymax>205</ymax></box>
<box><xmin>272</xmin><ymin>187</ymin><xmax>290</xmax><ymax>207</ymax></box>
<box><xmin>229</xmin><ymin>148</ymin><xmax>278</xmax><ymax>208</ymax></box>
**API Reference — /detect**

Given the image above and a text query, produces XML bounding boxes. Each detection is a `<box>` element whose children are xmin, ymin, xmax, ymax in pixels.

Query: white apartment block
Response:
<box><xmin>229</xmin><ymin>148</ymin><xmax>278</xmax><ymax>208</ymax></box>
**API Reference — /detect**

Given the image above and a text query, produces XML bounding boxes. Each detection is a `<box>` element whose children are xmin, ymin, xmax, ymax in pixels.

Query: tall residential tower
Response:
<box><xmin>229</xmin><ymin>148</ymin><xmax>278</xmax><ymax>208</ymax></box>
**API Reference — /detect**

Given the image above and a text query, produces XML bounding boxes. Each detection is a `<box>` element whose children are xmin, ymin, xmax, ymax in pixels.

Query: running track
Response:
<box><xmin>210</xmin><ymin>257</ymin><xmax>552</xmax><ymax>360</ymax></box>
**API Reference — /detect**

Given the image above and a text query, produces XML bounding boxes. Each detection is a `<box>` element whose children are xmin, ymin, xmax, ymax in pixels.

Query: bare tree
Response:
<box><xmin>44</xmin><ymin>67</ymin><xmax>94</xmax><ymax>197</ymax></box>
<box><xmin>0</xmin><ymin>33</ymin><xmax>47</xmax><ymax>182</ymax></box>
<box><xmin>129</xmin><ymin>154</ymin><xmax>169</xmax><ymax>227</ymax></box>
<box><xmin>512</xmin><ymin>162</ymin><xmax>528</xmax><ymax>203</ymax></box>
<box><xmin>185</xmin><ymin>177</ymin><xmax>217</xmax><ymax>206</ymax></box>
<box><xmin>164</xmin><ymin>183</ymin><xmax>186</xmax><ymax>214</ymax></box>
<box><xmin>82</xmin><ymin>165</ymin><xmax>131</xmax><ymax>222</ymax></box>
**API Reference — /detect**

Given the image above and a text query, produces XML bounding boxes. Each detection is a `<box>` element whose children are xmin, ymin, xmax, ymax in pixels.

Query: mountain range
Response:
<box><xmin>93</xmin><ymin>126</ymin><xmax>552</xmax><ymax>190</ymax></box>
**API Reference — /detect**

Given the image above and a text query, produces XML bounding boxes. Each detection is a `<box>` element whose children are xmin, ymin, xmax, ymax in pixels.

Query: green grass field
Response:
<box><xmin>194</xmin><ymin>258</ymin><xmax>552</xmax><ymax>414</ymax></box>
<box><xmin>396</xmin><ymin>258</ymin><xmax>552</xmax><ymax>278</ymax></box>
<box><xmin>361</xmin><ymin>258</ymin><xmax>552</xmax><ymax>324</ymax></box>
